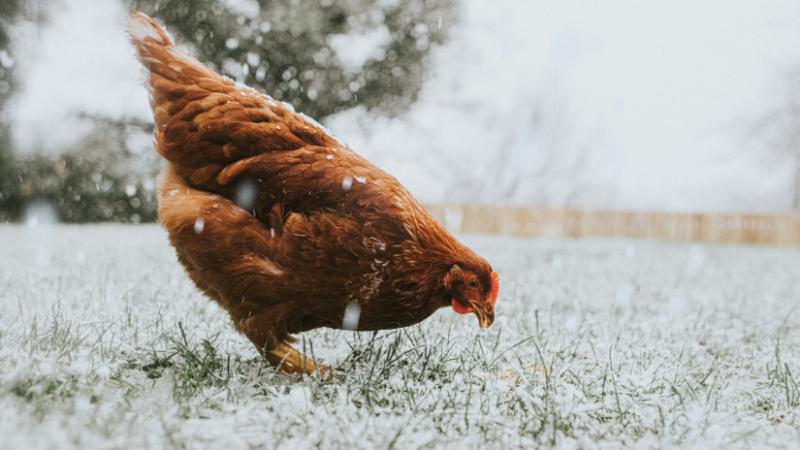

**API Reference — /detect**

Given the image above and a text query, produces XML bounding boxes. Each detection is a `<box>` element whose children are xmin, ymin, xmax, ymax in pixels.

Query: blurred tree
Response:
<box><xmin>0</xmin><ymin>0</ymin><xmax>49</xmax><ymax>221</ymax></box>
<box><xmin>0</xmin><ymin>0</ymin><xmax>23</xmax><ymax>221</ymax></box>
<box><xmin>14</xmin><ymin>117</ymin><xmax>159</xmax><ymax>223</ymax></box>
<box><xmin>754</xmin><ymin>72</ymin><xmax>800</xmax><ymax>210</ymax></box>
<box><xmin>0</xmin><ymin>0</ymin><xmax>457</xmax><ymax>222</ymax></box>
<box><xmin>1</xmin><ymin>0</ymin><xmax>457</xmax><ymax>222</ymax></box>
<box><xmin>126</xmin><ymin>0</ymin><xmax>456</xmax><ymax>119</ymax></box>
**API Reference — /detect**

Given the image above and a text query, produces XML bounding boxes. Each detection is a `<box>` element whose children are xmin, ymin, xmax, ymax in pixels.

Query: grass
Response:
<box><xmin>0</xmin><ymin>224</ymin><xmax>799</xmax><ymax>448</ymax></box>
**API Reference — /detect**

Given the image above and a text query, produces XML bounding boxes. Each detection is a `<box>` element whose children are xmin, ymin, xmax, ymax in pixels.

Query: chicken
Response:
<box><xmin>127</xmin><ymin>12</ymin><xmax>499</xmax><ymax>375</ymax></box>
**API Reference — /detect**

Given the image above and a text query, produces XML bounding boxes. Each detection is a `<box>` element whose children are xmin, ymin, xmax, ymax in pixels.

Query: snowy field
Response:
<box><xmin>1</xmin><ymin>224</ymin><xmax>799</xmax><ymax>449</ymax></box>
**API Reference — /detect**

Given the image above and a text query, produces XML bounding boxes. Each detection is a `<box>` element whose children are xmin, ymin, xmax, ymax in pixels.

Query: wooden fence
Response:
<box><xmin>426</xmin><ymin>205</ymin><xmax>800</xmax><ymax>245</ymax></box>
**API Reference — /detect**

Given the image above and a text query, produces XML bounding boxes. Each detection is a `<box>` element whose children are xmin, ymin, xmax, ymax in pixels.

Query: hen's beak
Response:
<box><xmin>470</xmin><ymin>301</ymin><xmax>494</xmax><ymax>328</ymax></box>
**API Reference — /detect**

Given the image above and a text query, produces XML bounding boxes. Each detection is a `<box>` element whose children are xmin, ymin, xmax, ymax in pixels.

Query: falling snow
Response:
<box><xmin>342</xmin><ymin>302</ymin><xmax>361</xmax><ymax>330</ymax></box>
<box><xmin>341</xmin><ymin>176</ymin><xmax>353</xmax><ymax>192</ymax></box>
<box><xmin>23</xmin><ymin>201</ymin><xmax>57</xmax><ymax>227</ymax></box>
<box><xmin>193</xmin><ymin>217</ymin><xmax>205</xmax><ymax>234</ymax></box>
<box><xmin>235</xmin><ymin>178</ymin><xmax>259</xmax><ymax>210</ymax></box>
<box><xmin>224</xmin><ymin>37</ymin><xmax>239</xmax><ymax>50</ymax></box>
<box><xmin>0</xmin><ymin>49</ymin><xmax>14</xmax><ymax>68</ymax></box>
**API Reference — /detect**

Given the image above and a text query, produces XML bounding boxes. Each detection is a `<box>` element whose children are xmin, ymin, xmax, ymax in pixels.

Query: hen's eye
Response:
<box><xmin>468</xmin><ymin>279</ymin><xmax>481</xmax><ymax>290</ymax></box>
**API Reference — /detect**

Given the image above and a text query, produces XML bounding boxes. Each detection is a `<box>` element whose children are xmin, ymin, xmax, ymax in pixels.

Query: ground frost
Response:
<box><xmin>0</xmin><ymin>225</ymin><xmax>799</xmax><ymax>448</ymax></box>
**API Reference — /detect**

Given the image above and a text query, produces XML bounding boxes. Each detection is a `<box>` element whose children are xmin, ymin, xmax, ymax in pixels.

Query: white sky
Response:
<box><xmin>10</xmin><ymin>0</ymin><xmax>800</xmax><ymax>212</ymax></box>
<box><xmin>10</xmin><ymin>0</ymin><xmax>149</xmax><ymax>152</ymax></box>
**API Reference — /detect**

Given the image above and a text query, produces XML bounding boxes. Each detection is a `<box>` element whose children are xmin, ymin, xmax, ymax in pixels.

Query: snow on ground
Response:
<box><xmin>1</xmin><ymin>224</ymin><xmax>799</xmax><ymax>449</ymax></box>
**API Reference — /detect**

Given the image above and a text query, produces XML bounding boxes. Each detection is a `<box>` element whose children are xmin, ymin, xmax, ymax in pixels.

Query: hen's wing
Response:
<box><xmin>127</xmin><ymin>13</ymin><xmax>411</xmax><ymax>228</ymax></box>
<box><xmin>158</xmin><ymin>164</ymin><xmax>416</xmax><ymax>327</ymax></box>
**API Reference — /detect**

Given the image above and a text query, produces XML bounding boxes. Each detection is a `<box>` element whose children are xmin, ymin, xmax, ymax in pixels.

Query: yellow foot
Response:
<box><xmin>268</xmin><ymin>341</ymin><xmax>332</xmax><ymax>378</ymax></box>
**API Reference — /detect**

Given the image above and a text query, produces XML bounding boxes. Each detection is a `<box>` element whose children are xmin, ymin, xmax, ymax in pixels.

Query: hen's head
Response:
<box><xmin>443</xmin><ymin>262</ymin><xmax>499</xmax><ymax>328</ymax></box>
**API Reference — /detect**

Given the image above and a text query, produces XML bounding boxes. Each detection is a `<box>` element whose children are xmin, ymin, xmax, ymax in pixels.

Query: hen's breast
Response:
<box><xmin>274</xmin><ymin>208</ymin><xmax>437</xmax><ymax>331</ymax></box>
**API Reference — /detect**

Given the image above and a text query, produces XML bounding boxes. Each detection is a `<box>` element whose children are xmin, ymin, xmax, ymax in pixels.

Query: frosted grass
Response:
<box><xmin>0</xmin><ymin>225</ymin><xmax>798</xmax><ymax>449</ymax></box>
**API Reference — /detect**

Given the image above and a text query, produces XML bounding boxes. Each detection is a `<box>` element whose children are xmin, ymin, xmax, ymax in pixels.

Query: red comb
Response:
<box><xmin>488</xmin><ymin>271</ymin><xmax>499</xmax><ymax>306</ymax></box>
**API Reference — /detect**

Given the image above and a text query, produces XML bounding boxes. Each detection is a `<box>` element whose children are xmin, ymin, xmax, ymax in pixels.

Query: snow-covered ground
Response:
<box><xmin>1</xmin><ymin>225</ymin><xmax>799</xmax><ymax>449</ymax></box>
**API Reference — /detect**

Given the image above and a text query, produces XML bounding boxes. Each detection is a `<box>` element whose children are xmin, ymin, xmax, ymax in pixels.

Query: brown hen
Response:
<box><xmin>127</xmin><ymin>12</ymin><xmax>499</xmax><ymax>375</ymax></box>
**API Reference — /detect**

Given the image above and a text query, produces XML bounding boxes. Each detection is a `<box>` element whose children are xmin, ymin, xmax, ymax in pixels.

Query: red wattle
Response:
<box><xmin>451</xmin><ymin>298</ymin><xmax>473</xmax><ymax>314</ymax></box>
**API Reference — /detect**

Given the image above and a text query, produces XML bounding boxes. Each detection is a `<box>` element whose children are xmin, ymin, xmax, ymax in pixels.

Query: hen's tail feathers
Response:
<box><xmin>127</xmin><ymin>11</ymin><xmax>228</xmax><ymax>165</ymax></box>
<box><xmin>126</xmin><ymin>12</ymin><xmax>217</xmax><ymax>85</ymax></box>
<box><xmin>126</xmin><ymin>13</ymin><xmax>177</xmax><ymax>71</ymax></box>
<box><xmin>127</xmin><ymin>12</ymin><xmax>173</xmax><ymax>49</ymax></box>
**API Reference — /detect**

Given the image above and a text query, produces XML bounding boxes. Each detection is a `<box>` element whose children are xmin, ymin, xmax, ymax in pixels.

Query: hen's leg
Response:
<box><xmin>236</xmin><ymin>308</ymin><xmax>329</xmax><ymax>376</ymax></box>
<box><xmin>267</xmin><ymin>340</ymin><xmax>331</xmax><ymax>376</ymax></box>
